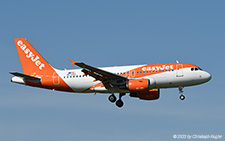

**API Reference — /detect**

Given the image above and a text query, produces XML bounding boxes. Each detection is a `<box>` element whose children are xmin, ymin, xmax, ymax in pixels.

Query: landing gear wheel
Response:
<box><xmin>178</xmin><ymin>87</ymin><xmax>185</xmax><ymax>100</ymax></box>
<box><xmin>116</xmin><ymin>99</ymin><xmax>124</xmax><ymax>108</ymax></box>
<box><xmin>108</xmin><ymin>94</ymin><xmax>117</xmax><ymax>103</ymax></box>
<box><xmin>180</xmin><ymin>95</ymin><xmax>185</xmax><ymax>100</ymax></box>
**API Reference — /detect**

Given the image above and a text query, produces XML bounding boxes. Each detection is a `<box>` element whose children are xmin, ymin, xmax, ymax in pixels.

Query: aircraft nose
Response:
<box><xmin>201</xmin><ymin>71</ymin><xmax>212</xmax><ymax>82</ymax></box>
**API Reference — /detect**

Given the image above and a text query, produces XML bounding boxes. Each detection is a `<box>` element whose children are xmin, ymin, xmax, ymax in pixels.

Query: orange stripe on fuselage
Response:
<box><xmin>25</xmin><ymin>71</ymin><xmax>74</xmax><ymax>92</ymax></box>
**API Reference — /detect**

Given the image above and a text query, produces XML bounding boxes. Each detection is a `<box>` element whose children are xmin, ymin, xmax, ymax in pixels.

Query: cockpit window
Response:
<box><xmin>191</xmin><ymin>67</ymin><xmax>202</xmax><ymax>71</ymax></box>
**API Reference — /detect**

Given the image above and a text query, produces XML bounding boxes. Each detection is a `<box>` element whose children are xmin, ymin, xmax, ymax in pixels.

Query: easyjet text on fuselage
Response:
<box><xmin>142</xmin><ymin>65</ymin><xmax>174</xmax><ymax>71</ymax></box>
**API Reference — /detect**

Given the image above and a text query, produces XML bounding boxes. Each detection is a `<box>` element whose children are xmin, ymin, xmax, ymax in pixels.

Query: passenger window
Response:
<box><xmin>137</xmin><ymin>71</ymin><xmax>139</xmax><ymax>74</ymax></box>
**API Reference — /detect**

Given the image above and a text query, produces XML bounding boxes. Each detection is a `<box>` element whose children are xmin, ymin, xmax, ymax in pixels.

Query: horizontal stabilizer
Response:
<box><xmin>10</xmin><ymin>72</ymin><xmax>41</xmax><ymax>81</ymax></box>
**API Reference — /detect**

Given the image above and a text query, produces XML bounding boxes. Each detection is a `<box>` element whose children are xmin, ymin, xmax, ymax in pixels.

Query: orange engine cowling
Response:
<box><xmin>130</xmin><ymin>89</ymin><xmax>160</xmax><ymax>100</ymax></box>
<box><xmin>128</xmin><ymin>79</ymin><xmax>150</xmax><ymax>92</ymax></box>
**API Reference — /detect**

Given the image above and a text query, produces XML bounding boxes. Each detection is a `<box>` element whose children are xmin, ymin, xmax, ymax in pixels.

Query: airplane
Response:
<box><xmin>10</xmin><ymin>38</ymin><xmax>212</xmax><ymax>108</ymax></box>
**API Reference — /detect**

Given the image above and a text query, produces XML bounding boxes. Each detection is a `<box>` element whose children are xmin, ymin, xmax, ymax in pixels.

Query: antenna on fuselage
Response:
<box><xmin>176</xmin><ymin>60</ymin><xmax>179</xmax><ymax>63</ymax></box>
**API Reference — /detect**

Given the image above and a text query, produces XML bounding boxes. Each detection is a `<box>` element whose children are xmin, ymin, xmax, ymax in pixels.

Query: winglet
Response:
<box><xmin>69</xmin><ymin>60</ymin><xmax>76</xmax><ymax>66</ymax></box>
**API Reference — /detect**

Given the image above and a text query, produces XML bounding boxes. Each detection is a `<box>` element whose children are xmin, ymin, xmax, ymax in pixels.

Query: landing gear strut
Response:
<box><xmin>115</xmin><ymin>93</ymin><xmax>125</xmax><ymax>108</ymax></box>
<box><xmin>179</xmin><ymin>86</ymin><xmax>185</xmax><ymax>100</ymax></box>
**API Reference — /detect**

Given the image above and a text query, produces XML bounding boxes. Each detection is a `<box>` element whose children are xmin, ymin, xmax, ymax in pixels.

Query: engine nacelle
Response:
<box><xmin>130</xmin><ymin>89</ymin><xmax>160</xmax><ymax>100</ymax></box>
<box><xmin>127</xmin><ymin>79</ymin><xmax>150</xmax><ymax>92</ymax></box>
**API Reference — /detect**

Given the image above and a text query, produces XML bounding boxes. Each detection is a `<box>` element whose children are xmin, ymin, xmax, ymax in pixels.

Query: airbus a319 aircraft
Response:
<box><xmin>10</xmin><ymin>38</ymin><xmax>211</xmax><ymax>108</ymax></box>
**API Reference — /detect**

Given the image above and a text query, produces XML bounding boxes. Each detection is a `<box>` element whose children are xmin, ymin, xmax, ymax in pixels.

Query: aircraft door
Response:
<box><xmin>53</xmin><ymin>72</ymin><xmax>60</xmax><ymax>85</ymax></box>
<box><xmin>176</xmin><ymin>64</ymin><xmax>184</xmax><ymax>77</ymax></box>
<box><xmin>130</xmin><ymin>70</ymin><xmax>135</xmax><ymax>78</ymax></box>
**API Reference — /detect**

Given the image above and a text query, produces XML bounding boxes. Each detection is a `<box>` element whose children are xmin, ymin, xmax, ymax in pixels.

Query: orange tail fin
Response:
<box><xmin>14</xmin><ymin>38</ymin><xmax>53</xmax><ymax>75</ymax></box>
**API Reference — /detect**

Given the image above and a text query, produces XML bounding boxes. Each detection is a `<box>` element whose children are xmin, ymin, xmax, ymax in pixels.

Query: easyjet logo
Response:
<box><xmin>17</xmin><ymin>40</ymin><xmax>45</xmax><ymax>70</ymax></box>
<box><xmin>142</xmin><ymin>65</ymin><xmax>174</xmax><ymax>71</ymax></box>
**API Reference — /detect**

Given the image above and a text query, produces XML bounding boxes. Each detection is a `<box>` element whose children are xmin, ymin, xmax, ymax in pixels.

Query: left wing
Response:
<box><xmin>70</xmin><ymin>60</ymin><xmax>127</xmax><ymax>89</ymax></box>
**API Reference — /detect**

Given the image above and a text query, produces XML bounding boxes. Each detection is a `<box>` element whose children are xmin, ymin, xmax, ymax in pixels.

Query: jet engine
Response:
<box><xmin>130</xmin><ymin>89</ymin><xmax>160</xmax><ymax>100</ymax></box>
<box><xmin>127</xmin><ymin>79</ymin><xmax>150</xmax><ymax>92</ymax></box>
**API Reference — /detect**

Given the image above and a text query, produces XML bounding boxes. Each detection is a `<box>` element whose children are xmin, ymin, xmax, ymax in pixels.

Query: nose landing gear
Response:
<box><xmin>179</xmin><ymin>86</ymin><xmax>185</xmax><ymax>100</ymax></box>
<box><xmin>180</xmin><ymin>95</ymin><xmax>185</xmax><ymax>100</ymax></box>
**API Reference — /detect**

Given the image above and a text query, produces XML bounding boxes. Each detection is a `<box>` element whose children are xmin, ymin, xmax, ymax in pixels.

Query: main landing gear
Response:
<box><xmin>179</xmin><ymin>86</ymin><xmax>185</xmax><ymax>100</ymax></box>
<box><xmin>108</xmin><ymin>94</ymin><xmax>117</xmax><ymax>103</ymax></box>
<box><xmin>108</xmin><ymin>93</ymin><xmax>126</xmax><ymax>108</ymax></box>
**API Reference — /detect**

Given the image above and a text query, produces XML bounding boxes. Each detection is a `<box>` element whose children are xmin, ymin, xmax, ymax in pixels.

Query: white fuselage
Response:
<box><xmin>54</xmin><ymin>64</ymin><xmax>211</xmax><ymax>93</ymax></box>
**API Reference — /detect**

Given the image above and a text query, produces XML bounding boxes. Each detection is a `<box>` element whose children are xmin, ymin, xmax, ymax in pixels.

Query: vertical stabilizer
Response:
<box><xmin>13</xmin><ymin>38</ymin><xmax>73</xmax><ymax>92</ymax></box>
<box><xmin>14</xmin><ymin>38</ymin><xmax>53</xmax><ymax>75</ymax></box>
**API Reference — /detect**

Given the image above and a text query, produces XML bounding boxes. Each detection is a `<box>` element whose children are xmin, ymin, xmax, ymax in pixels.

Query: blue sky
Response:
<box><xmin>1</xmin><ymin>0</ymin><xmax>225</xmax><ymax>140</ymax></box>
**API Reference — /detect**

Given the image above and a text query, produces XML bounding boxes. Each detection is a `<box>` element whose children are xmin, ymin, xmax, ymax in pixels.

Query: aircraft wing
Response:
<box><xmin>70</xmin><ymin>60</ymin><xmax>127</xmax><ymax>87</ymax></box>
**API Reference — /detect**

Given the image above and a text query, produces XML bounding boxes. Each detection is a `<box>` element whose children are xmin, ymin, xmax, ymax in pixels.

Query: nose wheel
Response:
<box><xmin>179</xmin><ymin>87</ymin><xmax>185</xmax><ymax>100</ymax></box>
<box><xmin>180</xmin><ymin>95</ymin><xmax>185</xmax><ymax>100</ymax></box>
